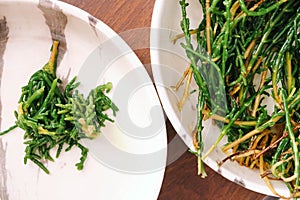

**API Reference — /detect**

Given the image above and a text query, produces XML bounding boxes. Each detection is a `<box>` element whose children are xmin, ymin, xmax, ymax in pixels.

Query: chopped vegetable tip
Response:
<box><xmin>0</xmin><ymin>41</ymin><xmax>118</xmax><ymax>174</ymax></box>
<box><xmin>176</xmin><ymin>0</ymin><xmax>299</xmax><ymax>198</ymax></box>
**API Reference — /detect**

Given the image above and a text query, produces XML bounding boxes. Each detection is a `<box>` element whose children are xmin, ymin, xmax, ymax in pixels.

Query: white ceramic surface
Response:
<box><xmin>0</xmin><ymin>0</ymin><xmax>167</xmax><ymax>200</ymax></box>
<box><xmin>150</xmin><ymin>0</ymin><xmax>288</xmax><ymax>197</ymax></box>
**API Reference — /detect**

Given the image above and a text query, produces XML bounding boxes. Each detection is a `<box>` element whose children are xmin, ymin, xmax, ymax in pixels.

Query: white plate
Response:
<box><xmin>0</xmin><ymin>1</ymin><xmax>167</xmax><ymax>200</ymax></box>
<box><xmin>150</xmin><ymin>0</ymin><xmax>288</xmax><ymax>197</ymax></box>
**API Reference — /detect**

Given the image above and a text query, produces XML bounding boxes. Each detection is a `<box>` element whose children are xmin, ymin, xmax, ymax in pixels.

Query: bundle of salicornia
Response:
<box><xmin>0</xmin><ymin>41</ymin><xmax>118</xmax><ymax>174</ymax></box>
<box><xmin>176</xmin><ymin>0</ymin><xmax>300</xmax><ymax>197</ymax></box>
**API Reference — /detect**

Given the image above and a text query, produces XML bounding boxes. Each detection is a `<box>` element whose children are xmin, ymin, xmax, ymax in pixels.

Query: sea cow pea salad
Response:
<box><xmin>0</xmin><ymin>41</ymin><xmax>118</xmax><ymax>174</ymax></box>
<box><xmin>175</xmin><ymin>0</ymin><xmax>300</xmax><ymax>198</ymax></box>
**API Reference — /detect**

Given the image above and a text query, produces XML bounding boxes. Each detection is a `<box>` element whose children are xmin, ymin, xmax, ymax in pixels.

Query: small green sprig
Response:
<box><xmin>0</xmin><ymin>41</ymin><xmax>118</xmax><ymax>174</ymax></box>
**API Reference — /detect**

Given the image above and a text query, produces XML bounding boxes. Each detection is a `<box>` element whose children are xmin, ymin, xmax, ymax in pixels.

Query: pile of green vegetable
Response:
<box><xmin>0</xmin><ymin>41</ymin><xmax>118</xmax><ymax>174</ymax></box>
<box><xmin>176</xmin><ymin>0</ymin><xmax>300</xmax><ymax>198</ymax></box>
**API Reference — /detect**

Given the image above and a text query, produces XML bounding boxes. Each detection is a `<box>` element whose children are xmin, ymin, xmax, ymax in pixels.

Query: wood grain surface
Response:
<box><xmin>61</xmin><ymin>0</ymin><xmax>266</xmax><ymax>199</ymax></box>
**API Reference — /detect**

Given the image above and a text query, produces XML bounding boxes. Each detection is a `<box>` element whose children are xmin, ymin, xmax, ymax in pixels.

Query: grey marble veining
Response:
<box><xmin>0</xmin><ymin>16</ymin><xmax>9</xmax><ymax>200</ymax></box>
<box><xmin>0</xmin><ymin>141</ymin><xmax>8</xmax><ymax>200</ymax></box>
<box><xmin>88</xmin><ymin>15</ymin><xmax>99</xmax><ymax>38</ymax></box>
<box><xmin>38</xmin><ymin>0</ymin><xmax>68</xmax><ymax>67</ymax></box>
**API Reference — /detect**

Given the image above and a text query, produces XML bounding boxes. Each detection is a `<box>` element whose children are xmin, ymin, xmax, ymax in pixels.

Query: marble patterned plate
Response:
<box><xmin>0</xmin><ymin>1</ymin><xmax>167</xmax><ymax>199</ymax></box>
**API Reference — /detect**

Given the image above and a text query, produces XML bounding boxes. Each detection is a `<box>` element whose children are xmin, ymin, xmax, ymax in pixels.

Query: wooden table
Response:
<box><xmin>61</xmin><ymin>0</ymin><xmax>266</xmax><ymax>199</ymax></box>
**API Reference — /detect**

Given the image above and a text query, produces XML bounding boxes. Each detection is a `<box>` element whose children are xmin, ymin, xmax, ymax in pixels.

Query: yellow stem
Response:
<box><xmin>244</xmin><ymin>39</ymin><xmax>256</xmax><ymax>60</ymax></box>
<box><xmin>205</xmin><ymin>0</ymin><xmax>212</xmax><ymax>55</ymax></box>
<box><xmin>252</xmin><ymin>67</ymin><xmax>268</xmax><ymax>117</ymax></box>
<box><xmin>286</xmin><ymin>52</ymin><xmax>293</xmax><ymax>95</ymax></box>
<box><xmin>213</xmin><ymin>23</ymin><xmax>219</xmax><ymax>38</ymax></box>
<box><xmin>249</xmin><ymin>159</ymin><xmax>258</xmax><ymax>169</ymax></box>
<box><xmin>202</xmin><ymin>109</ymin><xmax>257</xmax><ymax>126</ymax></box>
<box><xmin>230</xmin><ymin>1</ymin><xmax>240</xmax><ymax>19</ymax></box>
<box><xmin>173</xmin><ymin>65</ymin><xmax>191</xmax><ymax>91</ymax></box>
<box><xmin>171</xmin><ymin>29</ymin><xmax>198</xmax><ymax>44</ymax></box>
<box><xmin>250</xmin><ymin>56</ymin><xmax>263</xmax><ymax>75</ymax></box>
<box><xmin>250</xmin><ymin>130</ymin><xmax>271</xmax><ymax>150</ymax></box>
<box><xmin>49</xmin><ymin>41</ymin><xmax>59</xmax><ymax>68</ymax></box>
<box><xmin>260</xmin><ymin>156</ymin><xmax>283</xmax><ymax>198</ymax></box>
<box><xmin>178</xmin><ymin>67</ymin><xmax>193</xmax><ymax>110</ymax></box>
<box><xmin>222</xmin><ymin>115</ymin><xmax>283</xmax><ymax>152</ymax></box>
<box><xmin>232</xmin><ymin>149</ymin><xmax>261</xmax><ymax>159</ymax></box>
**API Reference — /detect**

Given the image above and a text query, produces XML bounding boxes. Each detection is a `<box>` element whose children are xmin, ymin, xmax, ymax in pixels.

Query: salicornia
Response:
<box><xmin>0</xmin><ymin>41</ymin><xmax>118</xmax><ymax>174</ymax></box>
<box><xmin>176</xmin><ymin>0</ymin><xmax>300</xmax><ymax>198</ymax></box>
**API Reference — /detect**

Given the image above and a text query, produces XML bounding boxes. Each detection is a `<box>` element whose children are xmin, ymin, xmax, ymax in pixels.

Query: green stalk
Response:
<box><xmin>197</xmin><ymin>90</ymin><xmax>207</xmax><ymax>178</ymax></box>
<box><xmin>203</xmin><ymin>94</ymin><xmax>256</xmax><ymax>159</ymax></box>
<box><xmin>282</xmin><ymin>90</ymin><xmax>299</xmax><ymax>189</ymax></box>
<box><xmin>246</xmin><ymin>1</ymin><xmax>295</xmax><ymax>74</ymax></box>
<box><xmin>238</xmin><ymin>0</ymin><xmax>288</xmax><ymax>17</ymax></box>
<box><xmin>221</xmin><ymin>0</ymin><xmax>232</xmax><ymax>78</ymax></box>
<box><xmin>180</xmin><ymin>0</ymin><xmax>207</xmax><ymax>91</ymax></box>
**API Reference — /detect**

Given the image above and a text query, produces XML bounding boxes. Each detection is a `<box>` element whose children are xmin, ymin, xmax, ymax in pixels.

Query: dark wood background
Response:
<box><xmin>61</xmin><ymin>0</ymin><xmax>265</xmax><ymax>199</ymax></box>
